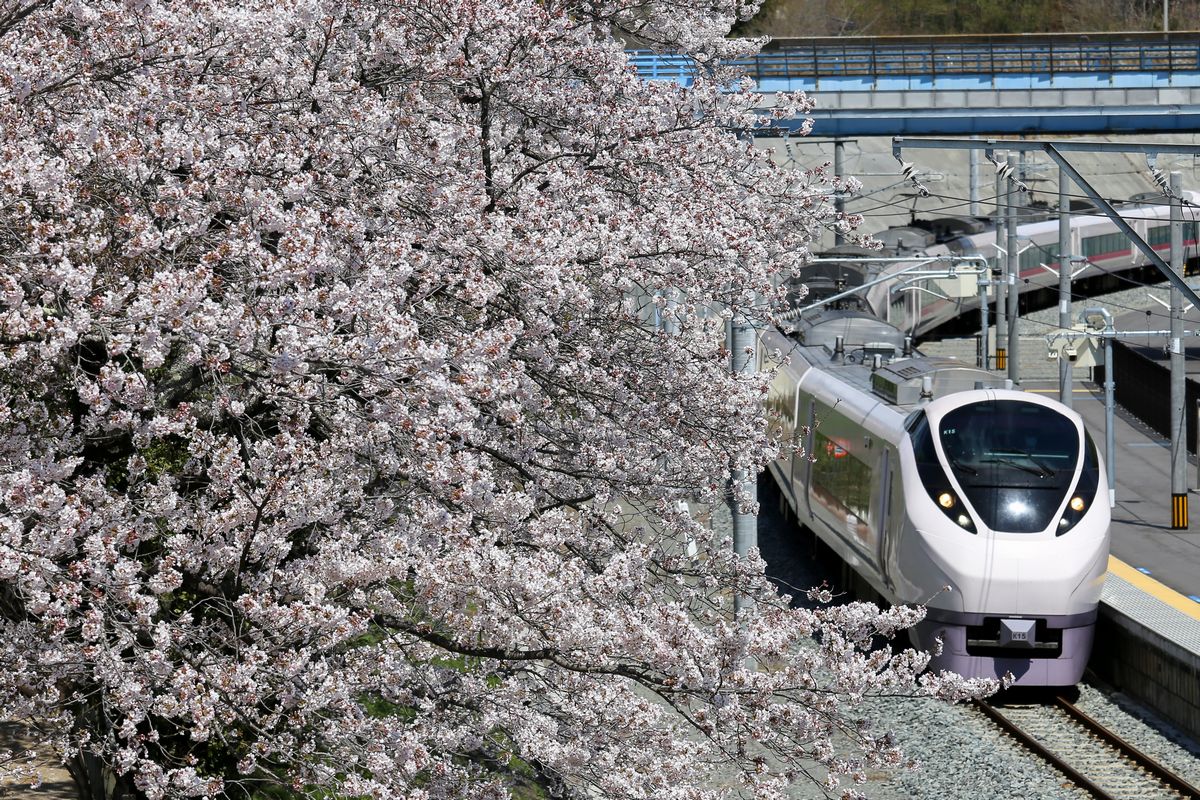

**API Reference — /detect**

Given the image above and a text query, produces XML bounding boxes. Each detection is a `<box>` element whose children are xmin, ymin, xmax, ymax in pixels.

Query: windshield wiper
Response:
<box><xmin>982</xmin><ymin>456</ymin><xmax>1051</xmax><ymax>478</ymax></box>
<box><xmin>949</xmin><ymin>457</ymin><xmax>978</xmax><ymax>476</ymax></box>
<box><xmin>1011</xmin><ymin>448</ymin><xmax>1056</xmax><ymax>477</ymax></box>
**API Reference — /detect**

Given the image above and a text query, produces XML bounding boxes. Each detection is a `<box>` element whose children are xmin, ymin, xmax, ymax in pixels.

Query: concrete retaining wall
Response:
<box><xmin>1090</xmin><ymin>603</ymin><xmax>1200</xmax><ymax>740</ymax></box>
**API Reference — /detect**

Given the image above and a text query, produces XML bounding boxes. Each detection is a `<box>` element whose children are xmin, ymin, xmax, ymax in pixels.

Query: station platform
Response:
<box><xmin>1022</xmin><ymin>378</ymin><xmax>1200</xmax><ymax>736</ymax></box>
<box><xmin>1023</xmin><ymin>379</ymin><xmax>1200</xmax><ymax>602</ymax></box>
<box><xmin>1037</xmin><ymin>378</ymin><xmax>1200</xmax><ymax>603</ymax></box>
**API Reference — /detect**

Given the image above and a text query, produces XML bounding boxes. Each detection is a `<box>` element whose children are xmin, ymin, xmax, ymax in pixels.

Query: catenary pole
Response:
<box><xmin>994</xmin><ymin>150</ymin><xmax>1008</xmax><ymax>371</ymax></box>
<box><xmin>728</xmin><ymin>314</ymin><xmax>757</xmax><ymax>615</ymax></box>
<box><xmin>1106</xmin><ymin>322</ymin><xmax>1116</xmax><ymax>507</ymax></box>
<box><xmin>969</xmin><ymin>135</ymin><xmax>981</xmax><ymax>217</ymax></box>
<box><xmin>1170</xmin><ymin>171</ymin><xmax>1188</xmax><ymax>528</ymax></box>
<box><xmin>834</xmin><ymin>140</ymin><xmax>846</xmax><ymax>246</ymax></box>
<box><xmin>1007</xmin><ymin>153</ymin><xmax>1020</xmax><ymax>384</ymax></box>
<box><xmin>979</xmin><ymin>266</ymin><xmax>990</xmax><ymax>369</ymax></box>
<box><xmin>1059</xmin><ymin>168</ymin><xmax>1073</xmax><ymax>407</ymax></box>
<box><xmin>1082</xmin><ymin>307</ymin><xmax>1117</xmax><ymax>507</ymax></box>
<box><xmin>731</xmin><ymin>128</ymin><xmax>758</xmax><ymax>618</ymax></box>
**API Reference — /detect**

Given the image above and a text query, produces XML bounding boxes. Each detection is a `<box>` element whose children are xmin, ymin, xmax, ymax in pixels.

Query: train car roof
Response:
<box><xmin>874</xmin><ymin>226</ymin><xmax>936</xmax><ymax>250</ymax></box>
<box><xmin>869</xmin><ymin>356</ymin><xmax>1008</xmax><ymax>406</ymax></box>
<box><xmin>791</xmin><ymin>309</ymin><xmax>908</xmax><ymax>354</ymax></box>
<box><xmin>795</xmin><ymin>261</ymin><xmax>868</xmax><ymax>284</ymax></box>
<box><xmin>786</xmin><ymin>345</ymin><xmax>1012</xmax><ymax>414</ymax></box>
<box><xmin>912</xmin><ymin>214</ymin><xmax>989</xmax><ymax>238</ymax></box>
<box><xmin>1122</xmin><ymin>189</ymin><xmax>1200</xmax><ymax>206</ymax></box>
<box><xmin>816</xmin><ymin>244</ymin><xmax>879</xmax><ymax>257</ymax></box>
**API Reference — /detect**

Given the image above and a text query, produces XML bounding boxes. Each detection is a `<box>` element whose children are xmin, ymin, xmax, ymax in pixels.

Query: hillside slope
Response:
<box><xmin>735</xmin><ymin>0</ymin><xmax>1200</xmax><ymax>38</ymax></box>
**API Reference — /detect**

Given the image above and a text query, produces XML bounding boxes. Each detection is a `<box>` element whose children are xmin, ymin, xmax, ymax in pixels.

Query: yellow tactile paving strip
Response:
<box><xmin>1108</xmin><ymin>555</ymin><xmax>1200</xmax><ymax>622</ymax></box>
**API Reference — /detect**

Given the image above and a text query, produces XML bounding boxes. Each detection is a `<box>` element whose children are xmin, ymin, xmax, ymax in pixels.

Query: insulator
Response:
<box><xmin>1150</xmin><ymin>168</ymin><xmax>1171</xmax><ymax>194</ymax></box>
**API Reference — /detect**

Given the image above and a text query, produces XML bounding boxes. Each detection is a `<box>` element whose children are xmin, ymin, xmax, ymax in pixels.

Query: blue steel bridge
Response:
<box><xmin>629</xmin><ymin>32</ymin><xmax>1200</xmax><ymax>136</ymax></box>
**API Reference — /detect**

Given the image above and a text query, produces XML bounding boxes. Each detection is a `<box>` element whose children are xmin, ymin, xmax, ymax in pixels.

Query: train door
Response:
<box><xmin>801</xmin><ymin>397</ymin><xmax>816</xmax><ymax>521</ymax></box>
<box><xmin>879</xmin><ymin>445</ymin><xmax>907</xmax><ymax>598</ymax></box>
<box><xmin>1130</xmin><ymin>218</ymin><xmax>1146</xmax><ymax>266</ymax></box>
<box><xmin>808</xmin><ymin>401</ymin><xmax>882</xmax><ymax>571</ymax></box>
<box><xmin>779</xmin><ymin>384</ymin><xmax>803</xmax><ymax>515</ymax></box>
<box><xmin>876</xmin><ymin>447</ymin><xmax>892</xmax><ymax>573</ymax></box>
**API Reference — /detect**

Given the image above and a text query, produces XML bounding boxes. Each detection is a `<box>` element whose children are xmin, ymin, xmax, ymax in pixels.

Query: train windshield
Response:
<box><xmin>938</xmin><ymin>400</ymin><xmax>1079</xmax><ymax>533</ymax></box>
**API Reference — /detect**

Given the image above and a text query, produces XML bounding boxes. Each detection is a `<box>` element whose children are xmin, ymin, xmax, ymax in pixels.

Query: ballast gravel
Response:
<box><xmin>846</xmin><ymin>694</ymin><xmax>1090</xmax><ymax>800</ymax></box>
<box><xmin>1072</xmin><ymin>682</ymin><xmax>1200</xmax><ymax>790</ymax></box>
<box><xmin>838</xmin><ymin>682</ymin><xmax>1200</xmax><ymax>800</ymax></box>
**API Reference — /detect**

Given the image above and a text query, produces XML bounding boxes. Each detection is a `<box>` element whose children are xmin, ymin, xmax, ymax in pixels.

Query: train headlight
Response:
<box><xmin>925</xmin><ymin>487</ymin><xmax>976</xmax><ymax>533</ymax></box>
<box><xmin>1058</xmin><ymin>492</ymin><xmax>1096</xmax><ymax>536</ymax></box>
<box><xmin>1058</xmin><ymin>433</ymin><xmax>1102</xmax><ymax>536</ymax></box>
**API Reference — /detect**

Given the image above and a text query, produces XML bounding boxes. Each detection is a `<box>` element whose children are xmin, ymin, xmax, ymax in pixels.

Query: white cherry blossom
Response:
<box><xmin>0</xmin><ymin>1</ymin><xmax>993</xmax><ymax>798</ymax></box>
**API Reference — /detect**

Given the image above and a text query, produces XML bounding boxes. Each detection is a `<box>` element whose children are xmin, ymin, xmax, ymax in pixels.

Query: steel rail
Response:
<box><xmin>973</xmin><ymin>697</ymin><xmax>1200</xmax><ymax>800</ymax></box>
<box><xmin>972</xmin><ymin>699</ymin><xmax>1113</xmax><ymax>800</ymax></box>
<box><xmin>1053</xmin><ymin>695</ymin><xmax>1200</xmax><ymax>800</ymax></box>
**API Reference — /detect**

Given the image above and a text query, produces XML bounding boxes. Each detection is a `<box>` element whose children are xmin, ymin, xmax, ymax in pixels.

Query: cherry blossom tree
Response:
<box><xmin>0</xmin><ymin>1</ymin><xmax>992</xmax><ymax>798</ymax></box>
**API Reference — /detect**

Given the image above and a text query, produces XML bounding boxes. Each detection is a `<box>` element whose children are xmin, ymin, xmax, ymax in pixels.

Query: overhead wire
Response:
<box><xmin>955</xmin><ymin>190</ymin><xmax>1200</xmax><ymax>362</ymax></box>
<box><xmin>846</xmin><ymin>184</ymin><xmax>1190</xmax><ymax>221</ymax></box>
<box><xmin>828</xmin><ymin>174</ymin><xmax>1200</xmax><ymax>345</ymax></box>
<box><xmin>784</xmin><ymin>148</ymin><xmax>1200</xmax><ymax>370</ymax></box>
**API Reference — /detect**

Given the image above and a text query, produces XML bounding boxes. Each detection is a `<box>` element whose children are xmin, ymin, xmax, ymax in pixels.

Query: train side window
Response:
<box><xmin>1078</xmin><ymin>428</ymin><xmax>1101</xmax><ymax>498</ymax></box>
<box><xmin>1150</xmin><ymin>223</ymin><xmax>1199</xmax><ymax>246</ymax></box>
<box><xmin>811</xmin><ymin>402</ymin><xmax>874</xmax><ymax>524</ymax></box>
<box><xmin>907</xmin><ymin>413</ymin><xmax>939</xmax><ymax>468</ymax></box>
<box><xmin>811</xmin><ymin>430</ymin><xmax>873</xmax><ymax>525</ymax></box>
<box><xmin>904</xmin><ymin>409</ymin><xmax>926</xmax><ymax>434</ymax></box>
<box><xmin>908</xmin><ymin>409</ymin><xmax>978</xmax><ymax>534</ymax></box>
<box><xmin>1020</xmin><ymin>244</ymin><xmax>1055</xmax><ymax>272</ymax></box>
<box><xmin>1082</xmin><ymin>231</ymin><xmax>1128</xmax><ymax>258</ymax></box>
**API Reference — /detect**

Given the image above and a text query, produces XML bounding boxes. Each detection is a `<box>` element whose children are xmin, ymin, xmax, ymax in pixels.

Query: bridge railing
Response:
<box><xmin>630</xmin><ymin>32</ymin><xmax>1200</xmax><ymax>82</ymax></box>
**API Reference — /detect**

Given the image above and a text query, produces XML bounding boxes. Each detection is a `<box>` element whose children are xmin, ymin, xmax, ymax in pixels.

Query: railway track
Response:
<box><xmin>974</xmin><ymin>694</ymin><xmax>1200</xmax><ymax>800</ymax></box>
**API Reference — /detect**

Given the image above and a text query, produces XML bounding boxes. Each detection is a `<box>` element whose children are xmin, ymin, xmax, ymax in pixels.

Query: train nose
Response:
<box><xmin>917</xmin><ymin>530</ymin><xmax>1108</xmax><ymax>618</ymax></box>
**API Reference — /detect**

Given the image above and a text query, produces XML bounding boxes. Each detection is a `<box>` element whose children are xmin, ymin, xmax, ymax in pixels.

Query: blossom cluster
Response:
<box><xmin>0</xmin><ymin>1</ymin><xmax>990</xmax><ymax>798</ymax></box>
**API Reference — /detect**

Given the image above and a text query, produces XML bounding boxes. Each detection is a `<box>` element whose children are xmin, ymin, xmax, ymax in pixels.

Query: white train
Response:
<box><xmin>794</xmin><ymin>191</ymin><xmax>1200</xmax><ymax>338</ymax></box>
<box><xmin>762</xmin><ymin>310</ymin><xmax>1111</xmax><ymax>685</ymax></box>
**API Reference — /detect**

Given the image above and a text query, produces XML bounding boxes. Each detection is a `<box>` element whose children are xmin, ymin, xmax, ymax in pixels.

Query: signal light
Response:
<box><xmin>1069</xmin><ymin>496</ymin><xmax>1086</xmax><ymax>512</ymax></box>
<box><xmin>938</xmin><ymin>492</ymin><xmax>956</xmax><ymax>509</ymax></box>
